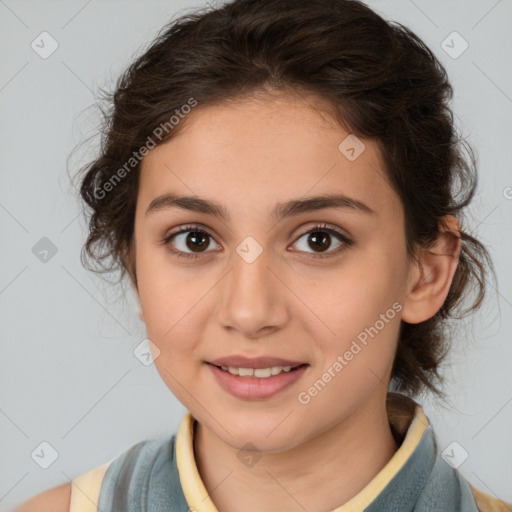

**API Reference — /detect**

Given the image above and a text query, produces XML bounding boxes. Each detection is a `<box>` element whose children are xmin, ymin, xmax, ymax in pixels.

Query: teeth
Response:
<box><xmin>219</xmin><ymin>365</ymin><xmax>298</xmax><ymax>378</ymax></box>
<box><xmin>254</xmin><ymin>368</ymin><xmax>272</xmax><ymax>378</ymax></box>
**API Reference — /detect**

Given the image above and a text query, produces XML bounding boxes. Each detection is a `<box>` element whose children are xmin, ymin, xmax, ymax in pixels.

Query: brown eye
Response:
<box><xmin>307</xmin><ymin>231</ymin><xmax>332</xmax><ymax>252</ymax></box>
<box><xmin>183</xmin><ymin>231</ymin><xmax>210</xmax><ymax>252</ymax></box>
<box><xmin>292</xmin><ymin>223</ymin><xmax>353</xmax><ymax>258</ymax></box>
<box><xmin>162</xmin><ymin>222</ymin><xmax>352</xmax><ymax>261</ymax></box>
<box><xmin>163</xmin><ymin>225</ymin><xmax>220</xmax><ymax>259</ymax></box>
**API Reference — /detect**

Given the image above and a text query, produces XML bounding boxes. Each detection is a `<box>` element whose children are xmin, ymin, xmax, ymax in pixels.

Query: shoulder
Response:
<box><xmin>14</xmin><ymin>436</ymin><xmax>177</xmax><ymax>512</ymax></box>
<box><xmin>12</xmin><ymin>482</ymin><xmax>71</xmax><ymax>512</ymax></box>
<box><xmin>469</xmin><ymin>484</ymin><xmax>512</xmax><ymax>512</ymax></box>
<box><xmin>96</xmin><ymin>434</ymin><xmax>192</xmax><ymax>511</ymax></box>
<box><xmin>98</xmin><ymin>435</ymin><xmax>178</xmax><ymax>507</ymax></box>
<box><xmin>407</xmin><ymin>424</ymin><xmax>510</xmax><ymax>512</ymax></box>
<box><xmin>69</xmin><ymin>437</ymin><xmax>167</xmax><ymax>511</ymax></box>
<box><xmin>14</xmin><ymin>456</ymin><xmax>114</xmax><ymax>512</ymax></box>
<box><xmin>69</xmin><ymin>459</ymin><xmax>113</xmax><ymax>512</ymax></box>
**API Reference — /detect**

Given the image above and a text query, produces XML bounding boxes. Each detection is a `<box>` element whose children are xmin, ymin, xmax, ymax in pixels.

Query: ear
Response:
<box><xmin>401</xmin><ymin>215</ymin><xmax>462</xmax><ymax>324</ymax></box>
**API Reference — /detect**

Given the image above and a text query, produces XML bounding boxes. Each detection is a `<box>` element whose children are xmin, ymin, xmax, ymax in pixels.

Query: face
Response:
<box><xmin>131</xmin><ymin>91</ymin><xmax>415</xmax><ymax>452</ymax></box>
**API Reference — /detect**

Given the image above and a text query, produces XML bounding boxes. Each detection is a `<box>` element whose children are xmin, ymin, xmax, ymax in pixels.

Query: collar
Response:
<box><xmin>175</xmin><ymin>393</ymin><xmax>430</xmax><ymax>512</ymax></box>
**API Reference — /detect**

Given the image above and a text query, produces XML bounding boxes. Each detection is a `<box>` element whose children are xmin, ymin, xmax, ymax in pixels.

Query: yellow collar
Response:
<box><xmin>175</xmin><ymin>393</ymin><xmax>429</xmax><ymax>512</ymax></box>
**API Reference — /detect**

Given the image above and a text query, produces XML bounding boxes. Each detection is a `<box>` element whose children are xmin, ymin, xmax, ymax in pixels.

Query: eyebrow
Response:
<box><xmin>145</xmin><ymin>192</ymin><xmax>376</xmax><ymax>222</ymax></box>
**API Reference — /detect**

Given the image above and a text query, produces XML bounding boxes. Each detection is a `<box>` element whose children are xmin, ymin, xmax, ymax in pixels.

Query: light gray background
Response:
<box><xmin>1</xmin><ymin>0</ymin><xmax>511</xmax><ymax>510</ymax></box>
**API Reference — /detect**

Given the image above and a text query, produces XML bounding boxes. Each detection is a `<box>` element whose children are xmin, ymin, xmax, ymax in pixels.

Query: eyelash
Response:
<box><xmin>161</xmin><ymin>223</ymin><xmax>353</xmax><ymax>260</ymax></box>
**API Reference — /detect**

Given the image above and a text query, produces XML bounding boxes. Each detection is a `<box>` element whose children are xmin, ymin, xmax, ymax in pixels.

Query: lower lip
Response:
<box><xmin>206</xmin><ymin>363</ymin><xmax>308</xmax><ymax>400</ymax></box>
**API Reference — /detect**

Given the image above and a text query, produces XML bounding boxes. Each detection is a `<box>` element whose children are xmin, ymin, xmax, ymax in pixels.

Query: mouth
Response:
<box><xmin>205</xmin><ymin>361</ymin><xmax>309</xmax><ymax>400</ymax></box>
<box><xmin>207</xmin><ymin>362</ymin><xmax>308</xmax><ymax>379</ymax></box>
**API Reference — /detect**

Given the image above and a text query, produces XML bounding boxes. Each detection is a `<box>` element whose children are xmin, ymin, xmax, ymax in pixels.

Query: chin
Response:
<box><xmin>222</xmin><ymin>425</ymin><xmax>301</xmax><ymax>454</ymax></box>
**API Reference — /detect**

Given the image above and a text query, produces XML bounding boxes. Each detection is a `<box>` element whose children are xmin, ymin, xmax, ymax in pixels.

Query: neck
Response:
<box><xmin>193</xmin><ymin>393</ymin><xmax>400</xmax><ymax>512</ymax></box>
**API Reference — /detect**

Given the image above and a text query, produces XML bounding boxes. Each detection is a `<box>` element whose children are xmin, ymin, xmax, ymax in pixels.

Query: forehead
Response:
<box><xmin>138</xmin><ymin>92</ymin><xmax>400</xmax><ymax>222</ymax></box>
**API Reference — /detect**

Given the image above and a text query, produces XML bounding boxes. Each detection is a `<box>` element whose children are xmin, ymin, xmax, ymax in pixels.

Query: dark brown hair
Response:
<box><xmin>74</xmin><ymin>0</ymin><xmax>497</xmax><ymax>402</ymax></box>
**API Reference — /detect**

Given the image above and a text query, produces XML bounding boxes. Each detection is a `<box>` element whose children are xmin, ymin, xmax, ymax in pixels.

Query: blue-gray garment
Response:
<box><xmin>97</xmin><ymin>422</ymin><xmax>479</xmax><ymax>512</ymax></box>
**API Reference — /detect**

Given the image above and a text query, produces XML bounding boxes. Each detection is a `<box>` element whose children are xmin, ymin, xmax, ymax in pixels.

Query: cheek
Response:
<box><xmin>136</xmin><ymin>245</ymin><xmax>202</xmax><ymax>334</ymax></box>
<box><xmin>309</xmin><ymin>250</ymin><xmax>402</xmax><ymax>362</ymax></box>
<box><xmin>135</xmin><ymin>258</ymin><xmax>212</xmax><ymax>371</ymax></box>
<box><xmin>321</xmin><ymin>262</ymin><xmax>397</xmax><ymax>323</ymax></box>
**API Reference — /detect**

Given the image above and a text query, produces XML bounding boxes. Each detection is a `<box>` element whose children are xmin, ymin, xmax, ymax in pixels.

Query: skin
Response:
<box><xmin>13</xmin><ymin>482</ymin><xmax>71</xmax><ymax>512</ymax></box>
<box><xmin>127</xmin><ymin>89</ymin><xmax>461</xmax><ymax>512</ymax></box>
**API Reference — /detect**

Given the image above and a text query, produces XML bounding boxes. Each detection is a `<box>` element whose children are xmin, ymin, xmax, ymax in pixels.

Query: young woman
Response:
<box><xmin>16</xmin><ymin>0</ymin><xmax>510</xmax><ymax>510</ymax></box>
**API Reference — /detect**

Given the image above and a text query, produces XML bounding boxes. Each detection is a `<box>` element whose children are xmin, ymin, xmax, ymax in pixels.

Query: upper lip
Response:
<box><xmin>208</xmin><ymin>355</ymin><xmax>307</xmax><ymax>369</ymax></box>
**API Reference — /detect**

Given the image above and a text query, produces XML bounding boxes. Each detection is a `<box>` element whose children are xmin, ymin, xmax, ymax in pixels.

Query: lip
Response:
<box><xmin>207</xmin><ymin>355</ymin><xmax>306</xmax><ymax>369</ymax></box>
<box><xmin>206</xmin><ymin>362</ymin><xmax>309</xmax><ymax>400</ymax></box>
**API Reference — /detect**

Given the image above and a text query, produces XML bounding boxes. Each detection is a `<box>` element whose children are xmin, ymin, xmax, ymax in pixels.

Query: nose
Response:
<box><xmin>215</xmin><ymin>245</ymin><xmax>288</xmax><ymax>339</ymax></box>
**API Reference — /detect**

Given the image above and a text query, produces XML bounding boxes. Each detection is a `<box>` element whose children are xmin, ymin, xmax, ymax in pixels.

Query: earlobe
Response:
<box><xmin>401</xmin><ymin>215</ymin><xmax>462</xmax><ymax>324</ymax></box>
